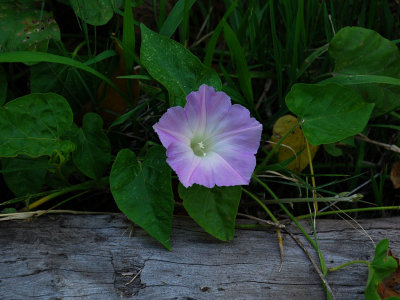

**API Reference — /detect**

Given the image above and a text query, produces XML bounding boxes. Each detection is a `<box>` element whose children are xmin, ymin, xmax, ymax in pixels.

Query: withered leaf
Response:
<box><xmin>390</xmin><ymin>161</ymin><xmax>400</xmax><ymax>189</ymax></box>
<box><xmin>378</xmin><ymin>249</ymin><xmax>400</xmax><ymax>299</ymax></box>
<box><xmin>269</xmin><ymin>115</ymin><xmax>318</xmax><ymax>172</ymax></box>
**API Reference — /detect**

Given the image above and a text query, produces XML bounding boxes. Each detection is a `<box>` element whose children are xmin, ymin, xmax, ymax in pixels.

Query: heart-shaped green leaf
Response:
<box><xmin>286</xmin><ymin>83</ymin><xmax>374</xmax><ymax>145</ymax></box>
<box><xmin>110</xmin><ymin>146</ymin><xmax>174</xmax><ymax>250</ymax></box>
<box><xmin>329</xmin><ymin>26</ymin><xmax>400</xmax><ymax>116</ymax></box>
<box><xmin>140</xmin><ymin>24</ymin><xmax>222</xmax><ymax>107</ymax></box>
<box><xmin>72</xmin><ymin>113</ymin><xmax>110</xmax><ymax>179</ymax></box>
<box><xmin>178</xmin><ymin>184</ymin><xmax>241</xmax><ymax>241</ymax></box>
<box><xmin>0</xmin><ymin>93</ymin><xmax>75</xmax><ymax>157</ymax></box>
<box><xmin>1</xmin><ymin>156</ymin><xmax>49</xmax><ymax>197</ymax></box>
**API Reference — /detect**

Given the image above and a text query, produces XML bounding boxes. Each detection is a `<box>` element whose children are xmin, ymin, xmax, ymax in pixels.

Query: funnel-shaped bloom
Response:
<box><xmin>153</xmin><ymin>84</ymin><xmax>262</xmax><ymax>188</ymax></box>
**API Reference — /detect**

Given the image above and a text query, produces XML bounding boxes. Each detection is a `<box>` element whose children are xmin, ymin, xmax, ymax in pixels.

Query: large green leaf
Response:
<box><xmin>365</xmin><ymin>239</ymin><xmax>398</xmax><ymax>300</ymax></box>
<box><xmin>0</xmin><ymin>2</ymin><xmax>60</xmax><ymax>52</ymax></box>
<box><xmin>140</xmin><ymin>24</ymin><xmax>222</xmax><ymax>107</ymax></box>
<box><xmin>0</xmin><ymin>93</ymin><xmax>75</xmax><ymax>157</ymax></box>
<box><xmin>69</xmin><ymin>0</ymin><xmax>114</xmax><ymax>26</ymax></box>
<box><xmin>286</xmin><ymin>83</ymin><xmax>374</xmax><ymax>145</ymax></box>
<box><xmin>110</xmin><ymin>146</ymin><xmax>174</xmax><ymax>250</ymax></box>
<box><xmin>72</xmin><ymin>113</ymin><xmax>110</xmax><ymax>179</ymax></box>
<box><xmin>1</xmin><ymin>156</ymin><xmax>49</xmax><ymax>197</ymax></box>
<box><xmin>178</xmin><ymin>184</ymin><xmax>242</xmax><ymax>241</ymax></box>
<box><xmin>329</xmin><ymin>26</ymin><xmax>400</xmax><ymax>116</ymax></box>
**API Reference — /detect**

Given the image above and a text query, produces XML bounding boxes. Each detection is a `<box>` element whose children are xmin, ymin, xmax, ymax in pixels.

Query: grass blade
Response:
<box><xmin>223</xmin><ymin>23</ymin><xmax>254</xmax><ymax>111</ymax></box>
<box><xmin>204</xmin><ymin>0</ymin><xmax>239</xmax><ymax>67</ymax></box>
<box><xmin>159</xmin><ymin>0</ymin><xmax>196</xmax><ymax>37</ymax></box>
<box><xmin>0</xmin><ymin>51</ymin><xmax>125</xmax><ymax>98</ymax></box>
<box><xmin>122</xmin><ymin>0</ymin><xmax>135</xmax><ymax>73</ymax></box>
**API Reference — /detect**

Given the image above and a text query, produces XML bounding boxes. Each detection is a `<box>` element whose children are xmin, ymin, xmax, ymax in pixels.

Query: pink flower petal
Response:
<box><xmin>190</xmin><ymin>152</ymin><xmax>253</xmax><ymax>187</ymax></box>
<box><xmin>153</xmin><ymin>106</ymin><xmax>192</xmax><ymax>148</ymax></box>
<box><xmin>185</xmin><ymin>85</ymin><xmax>231</xmax><ymax>136</ymax></box>
<box><xmin>212</xmin><ymin>104</ymin><xmax>262</xmax><ymax>155</ymax></box>
<box><xmin>165</xmin><ymin>142</ymin><xmax>201</xmax><ymax>187</ymax></box>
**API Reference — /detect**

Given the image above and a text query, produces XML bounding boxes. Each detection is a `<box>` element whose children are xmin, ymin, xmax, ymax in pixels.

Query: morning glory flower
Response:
<box><xmin>153</xmin><ymin>84</ymin><xmax>262</xmax><ymax>188</ymax></box>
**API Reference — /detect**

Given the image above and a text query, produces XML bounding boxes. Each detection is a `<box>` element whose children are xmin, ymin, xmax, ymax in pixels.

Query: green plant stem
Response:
<box><xmin>71</xmin><ymin>41</ymin><xmax>87</xmax><ymax>58</ymax></box>
<box><xmin>241</xmin><ymin>187</ymin><xmax>278</xmax><ymax>222</ymax></box>
<box><xmin>241</xmin><ymin>187</ymin><xmax>285</xmax><ymax>272</ymax></box>
<box><xmin>328</xmin><ymin>260</ymin><xmax>369</xmax><ymax>272</ymax></box>
<box><xmin>252</xmin><ymin>175</ymin><xmax>329</xmax><ymax>282</ymax></box>
<box><xmin>261</xmin><ymin>194</ymin><xmax>361</xmax><ymax>204</ymax></box>
<box><xmin>295</xmin><ymin>206</ymin><xmax>400</xmax><ymax>220</ymax></box>
<box><xmin>252</xmin><ymin>175</ymin><xmax>316</xmax><ymax>245</ymax></box>
<box><xmin>25</xmin><ymin>177</ymin><xmax>108</xmax><ymax>211</ymax></box>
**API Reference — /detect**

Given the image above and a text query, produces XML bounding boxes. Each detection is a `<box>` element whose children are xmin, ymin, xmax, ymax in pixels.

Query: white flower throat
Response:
<box><xmin>190</xmin><ymin>137</ymin><xmax>212</xmax><ymax>157</ymax></box>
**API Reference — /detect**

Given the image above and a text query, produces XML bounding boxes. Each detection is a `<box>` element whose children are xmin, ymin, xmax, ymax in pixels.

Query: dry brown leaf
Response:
<box><xmin>269</xmin><ymin>115</ymin><xmax>318</xmax><ymax>172</ymax></box>
<box><xmin>378</xmin><ymin>249</ymin><xmax>400</xmax><ymax>298</ymax></box>
<box><xmin>390</xmin><ymin>161</ymin><xmax>400</xmax><ymax>189</ymax></box>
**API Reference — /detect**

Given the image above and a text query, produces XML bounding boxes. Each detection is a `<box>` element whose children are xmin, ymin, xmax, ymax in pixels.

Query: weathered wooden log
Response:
<box><xmin>0</xmin><ymin>214</ymin><xmax>399</xmax><ymax>299</ymax></box>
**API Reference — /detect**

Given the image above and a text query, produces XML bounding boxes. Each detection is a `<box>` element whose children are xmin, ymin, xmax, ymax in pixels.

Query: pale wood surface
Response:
<box><xmin>0</xmin><ymin>214</ymin><xmax>399</xmax><ymax>299</ymax></box>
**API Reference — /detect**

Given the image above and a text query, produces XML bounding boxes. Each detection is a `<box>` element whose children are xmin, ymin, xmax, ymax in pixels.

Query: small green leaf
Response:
<box><xmin>0</xmin><ymin>93</ymin><xmax>75</xmax><ymax>157</ymax></box>
<box><xmin>323</xmin><ymin>143</ymin><xmax>343</xmax><ymax>157</ymax></box>
<box><xmin>365</xmin><ymin>239</ymin><xmax>398</xmax><ymax>300</ymax></box>
<box><xmin>178</xmin><ymin>184</ymin><xmax>242</xmax><ymax>241</ymax></box>
<box><xmin>1</xmin><ymin>156</ymin><xmax>49</xmax><ymax>197</ymax></box>
<box><xmin>0</xmin><ymin>2</ymin><xmax>60</xmax><ymax>52</ymax></box>
<box><xmin>1</xmin><ymin>207</ymin><xmax>17</xmax><ymax>214</ymax></box>
<box><xmin>110</xmin><ymin>146</ymin><xmax>174</xmax><ymax>250</ymax></box>
<box><xmin>286</xmin><ymin>83</ymin><xmax>374</xmax><ymax>145</ymax></box>
<box><xmin>70</xmin><ymin>0</ymin><xmax>114</xmax><ymax>26</ymax></box>
<box><xmin>140</xmin><ymin>24</ymin><xmax>222</xmax><ymax>107</ymax></box>
<box><xmin>72</xmin><ymin>113</ymin><xmax>110</xmax><ymax>179</ymax></box>
<box><xmin>329</xmin><ymin>26</ymin><xmax>400</xmax><ymax>116</ymax></box>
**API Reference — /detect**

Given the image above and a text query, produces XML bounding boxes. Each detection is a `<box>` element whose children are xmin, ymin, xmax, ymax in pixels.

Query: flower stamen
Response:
<box><xmin>191</xmin><ymin>139</ymin><xmax>208</xmax><ymax>157</ymax></box>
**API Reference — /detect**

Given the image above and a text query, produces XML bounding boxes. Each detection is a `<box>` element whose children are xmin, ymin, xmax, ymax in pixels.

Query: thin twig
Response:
<box><xmin>255</xmin><ymin>79</ymin><xmax>272</xmax><ymax>110</ymax></box>
<box><xmin>237</xmin><ymin>212</ymin><xmax>285</xmax><ymax>271</ymax></box>
<box><xmin>190</xmin><ymin>31</ymin><xmax>214</xmax><ymax>49</ymax></box>
<box><xmin>237</xmin><ymin>212</ymin><xmax>285</xmax><ymax>228</ymax></box>
<box><xmin>285</xmin><ymin>228</ymin><xmax>336</xmax><ymax>300</ymax></box>
<box><xmin>318</xmin><ymin>173</ymin><xmax>379</xmax><ymax>213</ymax></box>
<box><xmin>0</xmin><ymin>210</ymin><xmax>118</xmax><ymax>221</ymax></box>
<box><xmin>356</xmin><ymin>133</ymin><xmax>400</xmax><ymax>154</ymax></box>
<box><xmin>195</xmin><ymin>7</ymin><xmax>212</xmax><ymax>41</ymax></box>
<box><xmin>125</xmin><ymin>269</ymin><xmax>142</xmax><ymax>286</ymax></box>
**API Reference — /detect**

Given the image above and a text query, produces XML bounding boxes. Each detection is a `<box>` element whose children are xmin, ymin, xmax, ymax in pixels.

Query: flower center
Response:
<box><xmin>190</xmin><ymin>138</ymin><xmax>211</xmax><ymax>157</ymax></box>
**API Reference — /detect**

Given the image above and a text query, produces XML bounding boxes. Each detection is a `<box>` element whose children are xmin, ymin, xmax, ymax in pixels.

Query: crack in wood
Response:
<box><xmin>0</xmin><ymin>214</ymin><xmax>398</xmax><ymax>299</ymax></box>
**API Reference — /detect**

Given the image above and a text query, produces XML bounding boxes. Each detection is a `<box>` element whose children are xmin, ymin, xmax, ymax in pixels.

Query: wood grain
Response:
<box><xmin>0</xmin><ymin>214</ymin><xmax>399</xmax><ymax>299</ymax></box>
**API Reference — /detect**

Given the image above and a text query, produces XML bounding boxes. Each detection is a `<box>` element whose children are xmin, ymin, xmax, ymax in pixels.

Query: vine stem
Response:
<box><xmin>242</xmin><ymin>187</ymin><xmax>285</xmax><ymax>271</ymax></box>
<box><xmin>251</xmin><ymin>174</ymin><xmax>334</xmax><ymax>300</ymax></box>
<box><xmin>328</xmin><ymin>260</ymin><xmax>369</xmax><ymax>272</ymax></box>
<box><xmin>24</xmin><ymin>177</ymin><xmax>109</xmax><ymax>211</ymax></box>
<box><xmin>295</xmin><ymin>206</ymin><xmax>400</xmax><ymax>220</ymax></box>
